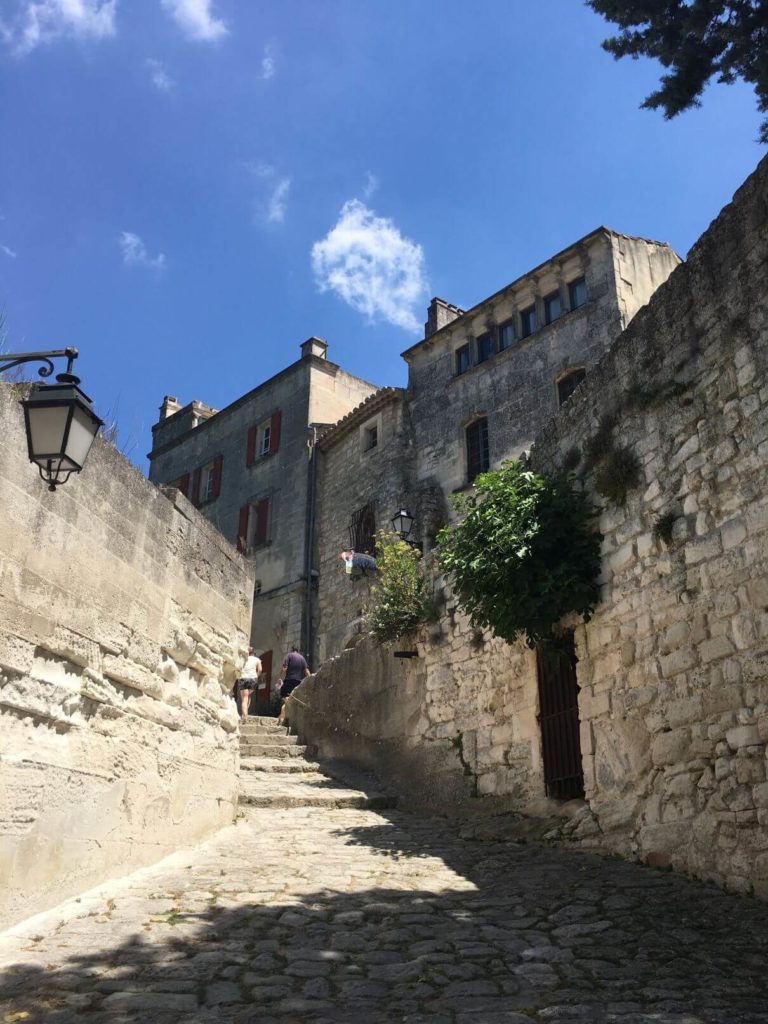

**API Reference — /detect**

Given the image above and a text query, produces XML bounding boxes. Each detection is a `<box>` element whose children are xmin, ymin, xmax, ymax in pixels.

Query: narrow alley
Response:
<box><xmin>1</xmin><ymin>717</ymin><xmax>768</xmax><ymax>1023</ymax></box>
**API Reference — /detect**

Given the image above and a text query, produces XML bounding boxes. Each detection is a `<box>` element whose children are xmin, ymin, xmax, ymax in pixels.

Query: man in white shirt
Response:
<box><xmin>237</xmin><ymin>647</ymin><xmax>262</xmax><ymax>719</ymax></box>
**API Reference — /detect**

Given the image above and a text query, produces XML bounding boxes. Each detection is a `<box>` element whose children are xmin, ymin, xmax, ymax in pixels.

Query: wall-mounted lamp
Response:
<box><xmin>1</xmin><ymin>347</ymin><xmax>103</xmax><ymax>491</ymax></box>
<box><xmin>391</xmin><ymin>507</ymin><xmax>414</xmax><ymax>541</ymax></box>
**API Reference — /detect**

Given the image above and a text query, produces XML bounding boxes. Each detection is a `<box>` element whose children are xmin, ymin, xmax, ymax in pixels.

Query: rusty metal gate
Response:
<box><xmin>536</xmin><ymin>632</ymin><xmax>585</xmax><ymax>800</ymax></box>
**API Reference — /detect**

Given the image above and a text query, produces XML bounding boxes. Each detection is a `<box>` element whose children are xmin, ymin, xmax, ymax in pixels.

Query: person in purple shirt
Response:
<box><xmin>277</xmin><ymin>647</ymin><xmax>311</xmax><ymax>726</ymax></box>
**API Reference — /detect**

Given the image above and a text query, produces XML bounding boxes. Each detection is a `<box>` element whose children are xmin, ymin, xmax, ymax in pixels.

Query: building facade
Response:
<box><xmin>313</xmin><ymin>228</ymin><xmax>680</xmax><ymax>665</ymax></box>
<box><xmin>148</xmin><ymin>338</ymin><xmax>376</xmax><ymax>695</ymax></box>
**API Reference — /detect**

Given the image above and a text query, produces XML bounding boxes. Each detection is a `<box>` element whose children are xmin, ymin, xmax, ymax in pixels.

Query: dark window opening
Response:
<box><xmin>466</xmin><ymin>418</ymin><xmax>490</xmax><ymax>482</ymax></box>
<box><xmin>455</xmin><ymin>343</ymin><xmax>471</xmax><ymax>375</ymax></box>
<box><xmin>476</xmin><ymin>333</ymin><xmax>493</xmax><ymax>364</ymax></box>
<box><xmin>557</xmin><ymin>368</ymin><xmax>587</xmax><ymax>407</ymax></box>
<box><xmin>499</xmin><ymin>320</ymin><xmax>516</xmax><ymax>351</ymax></box>
<box><xmin>568</xmin><ymin>277</ymin><xmax>587</xmax><ymax>310</ymax></box>
<box><xmin>364</xmin><ymin>425</ymin><xmax>378</xmax><ymax>451</ymax></box>
<box><xmin>544</xmin><ymin>291</ymin><xmax>562</xmax><ymax>325</ymax></box>
<box><xmin>349</xmin><ymin>500</ymin><xmax>377</xmax><ymax>555</ymax></box>
<box><xmin>520</xmin><ymin>305</ymin><xmax>537</xmax><ymax>338</ymax></box>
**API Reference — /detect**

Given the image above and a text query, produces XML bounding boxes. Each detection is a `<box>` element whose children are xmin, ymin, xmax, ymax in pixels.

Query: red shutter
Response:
<box><xmin>212</xmin><ymin>454</ymin><xmax>223</xmax><ymax>497</ymax></box>
<box><xmin>237</xmin><ymin>505</ymin><xmax>250</xmax><ymax>552</ymax></box>
<box><xmin>178</xmin><ymin>473</ymin><xmax>190</xmax><ymax>497</ymax></box>
<box><xmin>190</xmin><ymin>467</ymin><xmax>202</xmax><ymax>506</ymax></box>
<box><xmin>269</xmin><ymin>411</ymin><xmax>281</xmax><ymax>455</ymax></box>
<box><xmin>254</xmin><ymin>498</ymin><xmax>269</xmax><ymax>546</ymax></box>
<box><xmin>246</xmin><ymin>425</ymin><xmax>257</xmax><ymax>467</ymax></box>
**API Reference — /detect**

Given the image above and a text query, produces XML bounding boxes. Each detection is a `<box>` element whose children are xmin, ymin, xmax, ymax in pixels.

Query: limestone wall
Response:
<box><xmin>0</xmin><ymin>384</ymin><xmax>254</xmax><ymax>929</ymax></box>
<box><xmin>531</xmin><ymin>154</ymin><xmax>768</xmax><ymax>894</ymax></box>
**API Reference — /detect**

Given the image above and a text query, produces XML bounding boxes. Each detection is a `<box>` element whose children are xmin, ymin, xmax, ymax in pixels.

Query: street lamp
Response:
<box><xmin>391</xmin><ymin>507</ymin><xmax>414</xmax><ymax>541</ymax></box>
<box><xmin>0</xmin><ymin>347</ymin><xmax>103</xmax><ymax>491</ymax></box>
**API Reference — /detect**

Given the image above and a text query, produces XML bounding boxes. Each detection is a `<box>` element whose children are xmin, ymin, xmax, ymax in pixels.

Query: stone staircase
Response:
<box><xmin>238</xmin><ymin>716</ymin><xmax>396</xmax><ymax>810</ymax></box>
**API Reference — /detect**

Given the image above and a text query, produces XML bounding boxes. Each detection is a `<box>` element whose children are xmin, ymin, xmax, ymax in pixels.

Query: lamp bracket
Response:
<box><xmin>0</xmin><ymin>348</ymin><xmax>79</xmax><ymax>382</ymax></box>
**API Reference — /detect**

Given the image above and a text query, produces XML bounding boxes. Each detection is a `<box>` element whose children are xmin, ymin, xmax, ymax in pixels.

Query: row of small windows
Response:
<box><xmin>455</xmin><ymin>277</ymin><xmax>588</xmax><ymax>376</ymax></box>
<box><xmin>464</xmin><ymin>367</ymin><xmax>586</xmax><ymax>483</ymax></box>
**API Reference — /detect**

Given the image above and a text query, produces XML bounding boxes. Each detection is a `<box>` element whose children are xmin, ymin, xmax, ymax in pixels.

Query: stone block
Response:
<box><xmin>651</xmin><ymin>728</ymin><xmax>692</xmax><ymax>766</ymax></box>
<box><xmin>726</xmin><ymin>724</ymin><xmax>760</xmax><ymax>750</ymax></box>
<box><xmin>660</xmin><ymin>646</ymin><xmax>698</xmax><ymax>678</ymax></box>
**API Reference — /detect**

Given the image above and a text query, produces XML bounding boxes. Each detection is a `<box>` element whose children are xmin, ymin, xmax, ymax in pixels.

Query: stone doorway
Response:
<box><xmin>536</xmin><ymin>632</ymin><xmax>585</xmax><ymax>800</ymax></box>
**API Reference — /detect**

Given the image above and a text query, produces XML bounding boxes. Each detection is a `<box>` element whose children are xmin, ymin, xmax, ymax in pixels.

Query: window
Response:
<box><xmin>363</xmin><ymin>424</ymin><xmax>378</xmax><ymax>451</ymax></box>
<box><xmin>191</xmin><ymin>455</ymin><xmax>222</xmax><ymax>505</ymax></box>
<box><xmin>499</xmin><ymin>319</ymin><xmax>516</xmax><ymax>351</ymax></box>
<box><xmin>520</xmin><ymin>305</ymin><xmax>537</xmax><ymax>338</ymax></box>
<box><xmin>237</xmin><ymin>497</ymin><xmax>270</xmax><ymax>553</ymax></box>
<box><xmin>557</xmin><ymin>368</ymin><xmax>587</xmax><ymax>407</ymax></box>
<box><xmin>568</xmin><ymin>277</ymin><xmax>587</xmax><ymax>310</ymax></box>
<box><xmin>466</xmin><ymin>418</ymin><xmax>490</xmax><ymax>482</ymax></box>
<box><xmin>544</xmin><ymin>291</ymin><xmax>562</xmax><ymax>325</ymax></box>
<box><xmin>476</xmin><ymin>333</ymin><xmax>493</xmax><ymax>364</ymax></box>
<box><xmin>246</xmin><ymin>410</ymin><xmax>282</xmax><ymax>467</ymax></box>
<box><xmin>259</xmin><ymin>421</ymin><xmax>272</xmax><ymax>456</ymax></box>
<box><xmin>349</xmin><ymin>500</ymin><xmax>376</xmax><ymax>555</ymax></box>
<box><xmin>455</xmin><ymin>343</ymin><xmax>471</xmax><ymax>375</ymax></box>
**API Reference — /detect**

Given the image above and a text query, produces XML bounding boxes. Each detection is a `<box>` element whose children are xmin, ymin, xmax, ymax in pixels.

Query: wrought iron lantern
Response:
<box><xmin>391</xmin><ymin>507</ymin><xmax>414</xmax><ymax>541</ymax></box>
<box><xmin>0</xmin><ymin>347</ymin><xmax>103</xmax><ymax>491</ymax></box>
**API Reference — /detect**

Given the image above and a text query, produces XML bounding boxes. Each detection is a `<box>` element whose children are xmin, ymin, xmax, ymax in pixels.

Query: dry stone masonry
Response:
<box><xmin>0</xmin><ymin>384</ymin><xmax>255</xmax><ymax>930</ymax></box>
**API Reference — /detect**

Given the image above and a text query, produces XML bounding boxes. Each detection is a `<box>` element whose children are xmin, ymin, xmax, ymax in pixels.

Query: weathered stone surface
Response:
<box><xmin>0</xmin><ymin>383</ymin><xmax>254</xmax><ymax>931</ymax></box>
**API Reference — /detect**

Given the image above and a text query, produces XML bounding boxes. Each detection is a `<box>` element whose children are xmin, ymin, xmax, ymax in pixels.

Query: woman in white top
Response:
<box><xmin>237</xmin><ymin>647</ymin><xmax>262</xmax><ymax>719</ymax></box>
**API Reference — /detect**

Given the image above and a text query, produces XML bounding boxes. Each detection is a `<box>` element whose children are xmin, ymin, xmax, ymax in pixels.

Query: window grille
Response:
<box><xmin>557</xmin><ymin>368</ymin><xmax>586</xmax><ymax>407</ymax></box>
<box><xmin>349</xmin><ymin>501</ymin><xmax>377</xmax><ymax>555</ymax></box>
<box><xmin>466</xmin><ymin>418</ymin><xmax>490</xmax><ymax>482</ymax></box>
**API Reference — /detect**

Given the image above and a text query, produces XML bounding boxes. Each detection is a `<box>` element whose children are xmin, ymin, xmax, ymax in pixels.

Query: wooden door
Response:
<box><xmin>536</xmin><ymin>632</ymin><xmax>585</xmax><ymax>800</ymax></box>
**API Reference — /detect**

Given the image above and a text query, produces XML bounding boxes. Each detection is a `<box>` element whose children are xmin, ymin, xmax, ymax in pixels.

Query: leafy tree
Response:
<box><xmin>587</xmin><ymin>0</ymin><xmax>768</xmax><ymax>142</ymax></box>
<box><xmin>364</xmin><ymin>531</ymin><xmax>431</xmax><ymax>644</ymax></box>
<box><xmin>437</xmin><ymin>461</ymin><xmax>602</xmax><ymax>647</ymax></box>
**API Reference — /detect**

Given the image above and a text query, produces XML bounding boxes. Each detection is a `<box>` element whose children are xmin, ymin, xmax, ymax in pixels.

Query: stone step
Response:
<box><xmin>240</xmin><ymin>757</ymin><xmax>321</xmax><ymax>774</ymax></box>
<box><xmin>238</xmin><ymin>778</ymin><xmax>397</xmax><ymax>810</ymax></box>
<box><xmin>239</xmin><ymin>743</ymin><xmax>310</xmax><ymax>759</ymax></box>
<box><xmin>241</xmin><ymin>715</ymin><xmax>282</xmax><ymax>727</ymax></box>
<box><xmin>238</xmin><ymin>730</ymin><xmax>300</xmax><ymax>745</ymax></box>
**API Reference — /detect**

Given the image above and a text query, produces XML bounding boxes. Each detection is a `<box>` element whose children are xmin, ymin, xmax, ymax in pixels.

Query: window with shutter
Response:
<box><xmin>466</xmin><ymin>418</ymin><xmax>490</xmax><ymax>482</ymax></box>
<box><xmin>212</xmin><ymin>454</ymin><xmax>223</xmax><ymax>497</ymax></box>
<box><xmin>254</xmin><ymin>498</ymin><xmax>269</xmax><ymax>546</ymax></box>
<box><xmin>246</xmin><ymin>426</ymin><xmax>257</xmax><ymax>467</ymax></box>
<box><xmin>269</xmin><ymin>410</ymin><xmax>282</xmax><ymax>454</ymax></box>
<box><xmin>178</xmin><ymin>473</ymin><xmax>190</xmax><ymax>497</ymax></box>
<box><xmin>190</xmin><ymin>467</ymin><xmax>202</xmax><ymax>506</ymax></box>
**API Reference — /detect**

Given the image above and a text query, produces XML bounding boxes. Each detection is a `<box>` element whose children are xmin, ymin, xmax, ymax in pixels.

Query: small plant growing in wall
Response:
<box><xmin>364</xmin><ymin>531</ymin><xmax>431</xmax><ymax>645</ymax></box>
<box><xmin>437</xmin><ymin>460</ymin><xmax>602</xmax><ymax>647</ymax></box>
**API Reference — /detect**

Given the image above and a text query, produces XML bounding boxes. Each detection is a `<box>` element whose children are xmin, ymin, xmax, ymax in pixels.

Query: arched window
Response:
<box><xmin>557</xmin><ymin>368</ymin><xmax>586</xmax><ymax>407</ymax></box>
<box><xmin>466</xmin><ymin>418</ymin><xmax>489</xmax><ymax>482</ymax></box>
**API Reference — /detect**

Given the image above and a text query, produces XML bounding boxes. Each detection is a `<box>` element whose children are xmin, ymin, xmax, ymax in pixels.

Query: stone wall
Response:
<box><xmin>0</xmin><ymin>383</ymin><xmax>254</xmax><ymax>929</ymax></box>
<box><xmin>531</xmin><ymin>154</ymin><xmax>768</xmax><ymax>894</ymax></box>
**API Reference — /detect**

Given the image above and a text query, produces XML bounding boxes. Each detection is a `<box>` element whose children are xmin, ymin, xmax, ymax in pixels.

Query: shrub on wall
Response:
<box><xmin>437</xmin><ymin>460</ymin><xmax>602</xmax><ymax>647</ymax></box>
<box><xmin>364</xmin><ymin>531</ymin><xmax>431</xmax><ymax>644</ymax></box>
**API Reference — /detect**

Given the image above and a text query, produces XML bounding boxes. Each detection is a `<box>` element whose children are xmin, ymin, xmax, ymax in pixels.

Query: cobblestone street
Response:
<box><xmin>2</xmin><ymin>801</ymin><xmax>768</xmax><ymax>1023</ymax></box>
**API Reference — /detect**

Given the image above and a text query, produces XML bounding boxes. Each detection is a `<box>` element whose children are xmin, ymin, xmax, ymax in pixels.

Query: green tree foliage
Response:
<box><xmin>437</xmin><ymin>461</ymin><xmax>602</xmax><ymax>647</ymax></box>
<box><xmin>587</xmin><ymin>0</ymin><xmax>768</xmax><ymax>143</ymax></box>
<box><xmin>364</xmin><ymin>531</ymin><xmax>431</xmax><ymax>644</ymax></box>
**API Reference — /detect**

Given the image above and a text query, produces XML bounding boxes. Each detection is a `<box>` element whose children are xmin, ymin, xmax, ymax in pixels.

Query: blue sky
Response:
<box><xmin>0</xmin><ymin>0</ymin><xmax>763</xmax><ymax>467</ymax></box>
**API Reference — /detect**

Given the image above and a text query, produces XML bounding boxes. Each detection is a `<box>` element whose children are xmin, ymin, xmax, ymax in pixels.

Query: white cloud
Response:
<box><xmin>4</xmin><ymin>0</ymin><xmax>116</xmax><ymax>55</ymax></box>
<box><xmin>248</xmin><ymin>162</ymin><xmax>290</xmax><ymax>225</ymax></box>
<box><xmin>1</xmin><ymin>245</ymin><xmax>17</xmax><ymax>258</ymax></box>
<box><xmin>362</xmin><ymin>172</ymin><xmax>379</xmax><ymax>199</ymax></box>
<box><xmin>260</xmin><ymin>44</ymin><xmax>275</xmax><ymax>80</ymax></box>
<box><xmin>147</xmin><ymin>58</ymin><xmax>175</xmax><ymax>92</ymax></box>
<box><xmin>311</xmin><ymin>200</ymin><xmax>428</xmax><ymax>333</ymax></box>
<box><xmin>119</xmin><ymin>231</ymin><xmax>166</xmax><ymax>271</ymax></box>
<box><xmin>266</xmin><ymin>177</ymin><xmax>290</xmax><ymax>224</ymax></box>
<box><xmin>160</xmin><ymin>0</ymin><xmax>227</xmax><ymax>42</ymax></box>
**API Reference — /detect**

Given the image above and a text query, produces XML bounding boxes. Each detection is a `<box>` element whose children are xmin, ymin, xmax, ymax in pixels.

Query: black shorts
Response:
<box><xmin>280</xmin><ymin>679</ymin><xmax>301</xmax><ymax>699</ymax></box>
<box><xmin>236</xmin><ymin>679</ymin><xmax>256</xmax><ymax>695</ymax></box>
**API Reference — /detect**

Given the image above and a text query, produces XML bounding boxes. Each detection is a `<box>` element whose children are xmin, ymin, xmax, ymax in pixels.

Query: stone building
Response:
<box><xmin>148</xmin><ymin>338</ymin><xmax>376</xmax><ymax>695</ymax></box>
<box><xmin>313</xmin><ymin>228</ymin><xmax>680</xmax><ymax>665</ymax></box>
<box><xmin>292</xmin><ymin>155</ymin><xmax>768</xmax><ymax>898</ymax></box>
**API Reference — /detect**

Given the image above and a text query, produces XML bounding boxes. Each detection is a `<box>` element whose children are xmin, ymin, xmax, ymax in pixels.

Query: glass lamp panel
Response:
<box><xmin>64</xmin><ymin>403</ymin><xmax>100</xmax><ymax>469</ymax></box>
<box><xmin>26</xmin><ymin>404</ymin><xmax>70</xmax><ymax>461</ymax></box>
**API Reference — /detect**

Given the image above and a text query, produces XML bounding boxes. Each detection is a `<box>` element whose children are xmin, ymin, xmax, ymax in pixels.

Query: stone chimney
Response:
<box><xmin>159</xmin><ymin>395</ymin><xmax>181</xmax><ymax>420</ymax></box>
<box><xmin>301</xmin><ymin>337</ymin><xmax>328</xmax><ymax>360</ymax></box>
<box><xmin>424</xmin><ymin>297</ymin><xmax>464</xmax><ymax>338</ymax></box>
